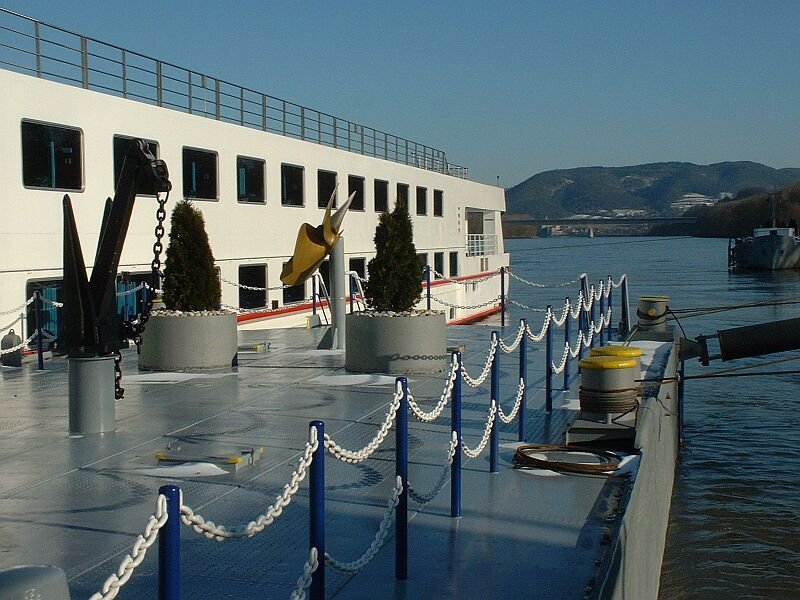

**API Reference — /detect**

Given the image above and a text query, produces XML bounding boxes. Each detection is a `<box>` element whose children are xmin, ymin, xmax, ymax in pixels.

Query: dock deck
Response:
<box><xmin>0</xmin><ymin>323</ymin><xmax>676</xmax><ymax>599</ymax></box>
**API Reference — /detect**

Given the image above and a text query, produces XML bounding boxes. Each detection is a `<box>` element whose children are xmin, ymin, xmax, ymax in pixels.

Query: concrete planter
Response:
<box><xmin>345</xmin><ymin>311</ymin><xmax>447</xmax><ymax>374</ymax></box>
<box><xmin>138</xmin><ymin>311</ymin><xmax>238</xmax><ymax>371</ymax></box>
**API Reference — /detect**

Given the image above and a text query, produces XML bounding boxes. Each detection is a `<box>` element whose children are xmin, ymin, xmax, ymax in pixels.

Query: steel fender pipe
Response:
<box><xmin>718</xmin><ymin>316</ymin><xmax>800</xmax><ymax>361</ymax></box>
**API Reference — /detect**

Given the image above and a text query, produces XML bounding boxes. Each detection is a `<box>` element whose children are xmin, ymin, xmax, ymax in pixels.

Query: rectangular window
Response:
<box><xmin>182</xmin><ymin>147</ymin><xmax>218</xmax><ymax>200</ymax></box>
<box><xmin>449</xmin><ymin>251</ymin><xmax>459</xmax><ymax>277</ymax></box>
<box><xmin>237</xmin><ymin>156</ymin><xmax>265</xmax><ymax>204</ymax></box>
<box><xmin>434</xmin><ymin>252</ymin><xmax>444</xmax><ymax>279</ymax></box>
<box><xmin>239</xmin><ymin>264</ymin><xmax>267</xmax><ymax>309</ymax></box>
<box><xmin>433</xmin><ymin>189</ymin><xmax>444</xmax><ymax>217</ymax></box>
<box><xmin>349</xmin><ymin>175</ymin><xmax>365</xmax><ymax>211</ymax></box>
<box><xmin>282</xmin><ymin>262</ymin><xmax>305</xmax><ymax>303</ymax></box>
<box><xmin>348</xmin><ymin>257</ymin><xmax>366</xmax><ymax>280</ymax></box>
<box><xmin>22</xmin><ymin>121</ymin><xmax>82</xmax><ymax>190</ymax></box>
<box><xmin>281</xmin><ymin>164</ymin><xmax>304</xmax><ymax>206</ymax></box>
<box><xmin>416</xmin><ymin>186</ymin><xmax>427</xmax><ymax>216</ymax></box>
<box><xmin>317</xmin><ymin>170</ymin><xmax>337</xmax><ymax>208</ymax></box>
<box><xmin>113</xmin><ymin>136</ymin><xmax>159</xmax><ymax>195</ymax></box>
<box><xmin>374</xmin><ymin>179</ymin><xmax>389</xmax><ymax>212</ymax></box>
<box><xmin>397</xmin><ymin>183</ymin><xmax>409</xmax><ymax>211</ymax></box>
<box><xmin>417</xmin><ymin>253</ymin><xmax>428</xmax><ymax>280</ymax></box>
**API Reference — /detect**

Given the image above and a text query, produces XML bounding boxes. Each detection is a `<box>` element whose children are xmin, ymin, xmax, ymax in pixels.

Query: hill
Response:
<box><xmin>506</xmin><ymin>161</ymin><xmax>800</xmax><ymax>218</ymax></box>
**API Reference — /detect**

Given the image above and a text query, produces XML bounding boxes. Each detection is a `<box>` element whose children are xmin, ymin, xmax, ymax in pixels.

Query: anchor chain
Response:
<box><xmin>113</xmin><ymin>350</ymin><xmax>124</xmax><ymax>400</ymax></box>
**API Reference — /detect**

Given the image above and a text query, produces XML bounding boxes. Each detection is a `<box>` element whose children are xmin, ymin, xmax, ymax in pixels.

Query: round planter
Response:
<box><xmin>345</xmin><ymin>311</ymin><xmax>447</xmax><ymax>374</ymax></box>
<box><xmin>138</xmin><ymin>311</ymin><xmax>238</xmax><ymax>371</ymax></box>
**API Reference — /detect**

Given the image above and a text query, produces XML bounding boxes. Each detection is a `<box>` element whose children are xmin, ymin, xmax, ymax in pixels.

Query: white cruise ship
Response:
<box><xmin>0</xmin><ymin>9</ymin><xmax>508</xmax><ymax>345</ymax></box>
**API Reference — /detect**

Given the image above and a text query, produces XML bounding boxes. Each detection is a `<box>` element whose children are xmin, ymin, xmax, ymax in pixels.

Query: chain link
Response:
<box><xmin>0</xmin><ymin>295</ymin><xmax>36</xmax><ymax>316</ymax></box>
<box><xmin>507</xmin><ymin>271</ymin><xmax>580</xmax><ymax>288</ymax></box>
<box><xmin>526</xmin><ymin>311</ymin><xmax>551</xmax><ymax>342</ymax></box>
<box><xmin>507</xmin><ymin>298</ymin><xmax>548</xmax><ymax>313</ymax></box>
<box><xmin>498</xmin><ymin>322</ymin><xmax>525</xmax><ymax>353</ymax></box>
<box><xmin>89</xmin><ymin>494</ymin><xmax>168</xmax><ymax>600</ymax></box>
<box><xmin>289</xmin><ymin>547</ymin><xmax>319</xmax><ymax>600</ymax></box>
<box><xmin>462</xmin><ymin>337</ymin><xmax>498</xmax><ymax>387</ymax></box>
<box><xmin>0</xmin><ymin>333</ymin><xmax>36</xmax><ymax>355</ymax></box>
<box><xmin>610</xmin><ymin>273</ymin><xmax>627</xmax><ymax>288</ymax></box>
<box><xmin>550</xmin><ymin>344</ymin><xmax>570</xmax><ymax>375</ymax></box>
<box><xmin>431</xmin><ymin>268</ymin><xmax>498</xmax><ymax>285</ymax></box>
<box><xmin>431</xmin><ymin>294</ymin><xmax>501</xmax><ymax>310</ymax></box>
<box><xmin>325</xmin><ymin>476</ymin><xmax>403</xmax><ymax>573</ymax></box>
<box><xmin>461</xmin><ymin>401</ymin><xmax>497</xmax><ymax>458</ymax></box>
<box><xmin>408</xmin><ymin>357</ymin><xmax>458</xmax><ymax>422</ymax></box>
<box><xmin>220</xmin><ymin>277</ymin><xmax>288</xmax><ymax>291</ymax></box>
<box><xmin>0</xmin><ymin>315</ymin><xmax>22</xmax><ymax>334</ymax></box>
<box><xmin>40</xmin><ymin>296</ymin><xmax>64</xmax><ymax>308</ymax></box>
<box><xmin>408</xmin><ymin>432</ymin><xmax>459</xmax><ymax>504</ymax></box>
<box><xmin>324</xmin><ymin>387</ymin><xmax>401</xmax><ymax>463</ymax></box>
<box><xmin>497</xmin><ymin>379</ymin><xmax>525</xmax><ymax>424</ymax></box>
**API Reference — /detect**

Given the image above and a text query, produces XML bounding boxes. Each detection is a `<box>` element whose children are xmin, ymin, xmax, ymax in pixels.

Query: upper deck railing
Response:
<box><xmin>0</xmin><ymin>8</ymin><xmax>468</xmax><ymax>179</ymax></box>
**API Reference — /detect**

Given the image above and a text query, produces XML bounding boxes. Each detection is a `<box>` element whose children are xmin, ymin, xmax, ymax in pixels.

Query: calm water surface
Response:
<box><xmin>504</xmin><ymin>237</ymin><xmax>800</xmax><ymax>600</ymax></box>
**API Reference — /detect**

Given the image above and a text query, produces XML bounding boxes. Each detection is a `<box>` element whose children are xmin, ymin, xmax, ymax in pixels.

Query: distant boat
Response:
<box><xmin>729</xmin><ymin>192</ymin><xmax>800</xmax><ymax>270</ymax></box>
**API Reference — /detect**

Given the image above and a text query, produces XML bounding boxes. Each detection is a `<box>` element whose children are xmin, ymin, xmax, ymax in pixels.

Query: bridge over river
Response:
<box><xmin>506</xmin><ymin>216</ymin><xmax>697</xmax><ymax>227</ymax></box>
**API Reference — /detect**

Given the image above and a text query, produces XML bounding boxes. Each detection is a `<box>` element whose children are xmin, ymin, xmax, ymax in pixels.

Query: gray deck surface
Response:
<box><xmin>0</xmin><ymin>324</ymin><xmax>646</xmax><ymax>599</ymax></box>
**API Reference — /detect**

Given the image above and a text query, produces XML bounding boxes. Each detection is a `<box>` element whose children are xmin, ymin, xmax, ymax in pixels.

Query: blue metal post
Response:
<box><xmin>349</xmin><ymin>274</ymin><xmax>354</xmax><ymax>314</ymax></box>
<box><xmin>451</xmin><ymin>351</ymin><xmax>462</xmax><ymax>517</ymax></box>
<box><xmin>563</xmin><ymin>300</ymin><xmax>571</xmax><ymax>391</ymax></box>
<box><xmin>396</xmin><ymin>378</ymin><xmax>409</xmax><ymax>579</ymax></box>
<box><xmin>158</xmin><ymin>484</ymin><xmax>181</xmax><ymax>600</ymax></box>
<box><xmin>620</xmin><ymin>277</ymin><xmax>631</xmax><ymax>337</ymax></box>
<box><xmin>312</xmin><ymin>276</ymin><xmax>317</xmax><ymax>316</ymax></box>
<box><xmin>426</xmin><ymin>265</ymin><xmax>431</xmax><ymax>311</ymax></box>
<box><xmin>545</xmin><ymin>307</ymin><xmax>553</xmax><ymax>412</ymax></box>
<box><xmin>599</xmin><ymin>290</ymin><xmax>605</xmax><ymax>345</ymax></box>
<box><xmin>607</xmin><ymin>277</ymin><xmax>614</xmax><ymax>340</ymax></box>
<box><xmin>519</xmin><ymin>319</ymin><xmax>527</xmax><ymax>442</ymax></box>
<box><xmin>34</xmin><ymin>291</ymin><xmax>44</xmax><ymax>370</ymax></box>
<box><xmin>577</xmin><ymin>288</ymin><xmax>586</xmax><ymax>363</ymax></box>
<box><xmin>309</xmin><ymin>420</ymin><xmax>325</xmax><ymax>600</ymax></box>
<box><xmin>500</xmin><ymin>266</ymin><xmax>506</xmax><ymax>327</ymax></box>
<box><xmin>490</xmin><ymin>331</ymin><xmax>500</xmax><ymax>473</ymax></box>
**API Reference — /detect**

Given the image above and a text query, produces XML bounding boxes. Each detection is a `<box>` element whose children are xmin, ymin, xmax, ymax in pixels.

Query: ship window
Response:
<box><xmin>318</xmin><ymin>170</ymin><xmax>337</xmax><ymax>208</ymax></box>
<box><xmin>281</xmin><ymin>164</ymin><xmax>304</xmax><ymax>206</ymax></box>
<box><xmin>417</xmin><ymin>253</ymin><xmax>428</xmax><ymax>280</ymax></box>
<box><xmin>238</xmin><ymin>264</ymin><xmax>267</xmax><ymax>309</ymax></box>
<box><xmin>434</xmin><ymin>190</ymin><xmax>444</xmax><ymax>217</ymax></box>
<box><xmin>349</xmin><ymin>175</ymin><xmax>365</xmax><ymax>211</ymax></box>
<box><xmin>374</xmin><ymin>180</ymin><xmax>389</xmax><ymax>212</ymax></box>
<box><xmin>434</xmin><ymin>252</ymin><xmax>444</xmax><ymax>279</ymax></box>
<box><xmin>348</xmin><ymin>257</ymin><xmax>366</xmax><ymax>280</ymax></box>
<box><xmin>21</xmin><ymin>121</ymin><xmax>83</xmax><ymax>191</ymax></box>
<box><xmin>397</xmin><ymin>183</ymin><xmax>409</xmax><ymax>211</ymax></box>
<box><xmin>416</xmin><ymin>186</ymin><xmax>427</xmax><ymax>216</ymax></box>
<box><xmin>113</xmin><ymin>136</ymin><xmax>159</xmax><ymax>196</ymax></box>
<box><xmin>237</xmin><ymin>156</ymin><xmax>265</xmax><ymax>204</ymax></box>
<box><xmin>182</xmin><ymin>147</ymin><xmax>218</xmax><ymax>200</ymax></box>
<box><xmin>449</xmin><ymin>251</ymin><xmax>459</xmax><ymax>277</ymax></box>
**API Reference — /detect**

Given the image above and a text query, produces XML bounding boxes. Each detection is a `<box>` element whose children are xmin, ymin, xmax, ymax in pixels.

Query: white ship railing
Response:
<box><xmin>0</xmin><ymin>7</ymin><xmax>468</xmax><ymax>180</ymax></box>
<box><xmin>466</xmin><ymin>234</ymin><xmax>498</xmax><ymax>257</ymax></box>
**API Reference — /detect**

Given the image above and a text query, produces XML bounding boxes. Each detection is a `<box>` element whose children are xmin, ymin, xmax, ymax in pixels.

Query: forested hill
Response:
<box><xmin>506</xmin><ymin>161</ymin><xmax>800</xmax><ymax>218</ymax></box>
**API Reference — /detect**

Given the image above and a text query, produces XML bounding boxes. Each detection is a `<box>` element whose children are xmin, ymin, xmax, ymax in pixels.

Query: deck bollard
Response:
<box><xmin>425</xmin><ymin>265</ymin><xmax>431</xmax><ymax>311</ymax></box>
<box><xmin>396</xmin><ymin>378</ymin><xmax>409</xmax><ymax>580</ymax></box>
<box><xmin>309</xmin><ymin>420</ymin><xmax>325</xmax><ymax>600</ymax></box>
<box><xmin>545</xmin><ymin>307</ymin><xmax>553</xmax><ymax>412</ymax></box>
<box><xmin>500</xmin><ymin>266</ymin><xmax>506</xmax><ymax>327</ymax></box>
<box><xmin>519</xmin><ymin>320</ymin><xmax>527</xmax><ymax>442</ymax></box>
<box><xmin>563</xmin><ymin>302</ymin><xmax>571</xmax><ymax>391</ymax></box>
<box><xmin>599</xmin><ymin>290</ymin><xmax>605</xmax><ymax>345</ymax></box>
<box><xmin>451</xmin><ymin>351</ymin><xmax>463</xmax><ymax>517</ymax></box>
<box><xmin>158</xmin><ymin>484</ymin><xmax>180</xmax><ymax>600</ymax></box>
<box><xmin>490</xmin><ymin>331</ymin><xmax>500</xmax><ymax>473</ymax></box>
<box><xmin>34</xmin><ymin>291</ymin><xmax>44</xmax><ymax>370</ymax></box>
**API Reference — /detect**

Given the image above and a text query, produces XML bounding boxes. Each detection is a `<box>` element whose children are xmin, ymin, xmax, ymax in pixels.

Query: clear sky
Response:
<box><xmin>4</xmin><ymin>1</ymin><xmax>799</xmax><ymax>186</ymax></box>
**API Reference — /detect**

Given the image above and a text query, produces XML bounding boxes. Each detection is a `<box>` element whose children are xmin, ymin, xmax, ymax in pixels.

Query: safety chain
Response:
<box><xmin>0</xmin><ymin>315</ymin><xmax>22</xmax><ymax>334</ymax></box>
<box><xmin>289</xmin><ymin>547</ymin><xmax>319</xmax><ymax>600</ymax></box>
<box><xmin>324</xmin><ymin>388</ymin><xmax>401</xmax><ymax>463</ymax></box>
<box><xmin>0</xmin><ymin>295</ymin><xmax>35</xmax><ymax>316</ymax></box>
<box><xmin>88</xmin><ymin>494</ymin><xmax>168</xmax><ymax>600</ymax></box>
<box><xmin>116</xmin><ymin>283</ymin><xmax>146</xmax><ymax>297</ymax></box>
<box><xmin>325</xmin><ymin>476</ymin><xmax>403</xmax><ymax>574</ymax></box>
<box><xmin>550</xmin><ymin>344</ymin><xmax>570</xmax><ymax>375</ymax></box>
<box><xmin>113</xmin><ymin>351</ymin><xmax>124</xmax><ymax>400</ymax></box>
<box><xmin>408</xmin><ymin>357</ymin><xmax>458</xmax><ymax>422</ymax></box>
<box><xmin>431</xmin><ymin>294</ymin><xmax>501</xmax><ymax>310</ymax></box>
<box><xmin>408</xmin><ymin>432</ymin><xmax>459</xmax><ymax>505</ymax></box>
<box><xmin>498</xmin><ymin>322</ymin><xmax>525</xmax><ymax>353</ymax></box>
<box><xmin>497</xmin><ymin>379</ymin><xmax>525</xmax><ymax>424</ymax></box>
<box><xmin>0</xmin><ymin>333</ymin><xmax>36</xmax><ymax>355</ymax></box>
<box><xmin>40</xmin><ymin>296</ymin><xmax>64</xmax><ymax>308</ymax></box>
<box><xmin>431</xmin><ymin>268</ymin><xmax>498</xmax><ymax>285</ymax></box>
<box><xmin>220</xmin><ymin>277</ymin><xmax>288</xmax><ymax>291</ymax></box>
<box><xmin>220</xmin><ymin>303</ymin><xmax>286</xmax><ymax>315</ymax></box>
<box><xmin>507</xmin><ymin>298</ymin><xmax>548</xmax><ymax>313</ymax></box>
<box><xmin>526</xmin><ymin>312</ymin><xmax>551</xmax><ymax>342</ymax></box>
<box><xmin>462</xmin><ymin>337</ymin><xmax>498</xmax><ymax>388</ymax></box>
<box><xmin>570</xmin><ymin>292</ymin><xmax>585</xmax><ymax>319</ymax></box>
<box><xmin>180</xmin><ymin>428</ymin><xmax>318</xmax><ymax>541</ymax></box>
<box><xmin>461</xmin><ymin>401</ymin><xmax>497</xmax><ymax>458</ymax></box>
<box><xmin>507</xmin><ymin>271</ymin><xmax>580</xmax><ymax>288</ymax></box>
<box><xmin>550</xmin><ymin>300</ymin><xmax>571</xmax><ymax>327</ymax></box>
<box><xmin>610</xmin><ymin>274</ymin><xmax>627</xmax><ymax>288</ymax></box>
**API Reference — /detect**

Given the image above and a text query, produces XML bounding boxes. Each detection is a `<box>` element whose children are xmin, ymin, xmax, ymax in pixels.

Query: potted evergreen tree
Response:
<box><xmin>345</xmin><ymin>198</ymin><xmax>446</xmax><ymax>374</ymax></box>
<box><xmin>139</xmin><ymin>200</ymin><xmax>238</xmax><ymax>371</ymax></box>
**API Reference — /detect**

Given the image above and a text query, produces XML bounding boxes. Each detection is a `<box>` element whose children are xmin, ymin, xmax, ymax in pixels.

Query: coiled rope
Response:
<box><xmin>513</xmin><ymin>444</ymin><xmax>623</xmax><ymax>475</ymax></box>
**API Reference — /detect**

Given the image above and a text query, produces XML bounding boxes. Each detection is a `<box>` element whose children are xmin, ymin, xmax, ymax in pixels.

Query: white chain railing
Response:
<box><xmin>0</xmin><ymin>333</ymin><xmax>36</xmax><ymax>355</ymax></box>
<box><xmin>325</xmin><ymin>476</ymin><xmax>403</xmax><ymax>574</ymax></box>
<box><xmin>570</xmin><ymin>291</ymin><xmax>585</xmax><ymax>319</ymax></box>
<box><xmin>115</xmin><ymin>283</ymin><xmax>146</xmax><ymax>297</ymax></box>
<box><xmin>461</xmin><ymin>401</ymin><xmax>497</xmax><ymax>459</ymax></box>
<box><xmin>180</xmin><ymin>428</ymin><xmax>319</xmax><ymax>541</ymax></box>
<box><xmin>0</xmin><ymin>315</ymin><xmax>22</xmax><ymax>334</ymax></box>
<box><xmin>507</xmin><ymin>271</ymin><xmax>580</xmax><ymax>288</ymax></box>
<box><xmin>507</xmin><ymin>298</ymin><xmax>548</xmax><ymax>313</ymax></box>
<box><xmin>497</xmin><ymin>379</ymin><xmax>525</xmax><ymax>424</ymax></box>
<box><xmin>610</xmin><ymin>273</ymin><xmax>627</xmax><ymax>288</ymax></box>
<box><xmin>525</xmin><ymin>312</ymin><xmax>551</xmax><ymax>342</ymax></box>
<box><xmin>220</xmin><ymin>277</ymin><xmax>288</xmax><ymax>291</ymax></box>
<box><xmin>431</xmin><ymin>268</ymin><xmax>498</xmax><ymax>286</ymax></box>
<box><xmin>431</xmin><ymin>294</ymin><xmax>501</xmax><ymax>310</ymax></box>
<box><xmin>498</xmin><ymin>321</ymin><xmax>525</xmax><ymax>353</ymax></box>
<box><xmin>550</xmin><ymin>300</ymin><xmax>571</xmax><ymax>327</ymax></box>
<box><xmin>0</xmin><ymin>295</ymin><xmax>35</xmax><ymax>316</ymax></box>
<box><xmin>408</xmin><ymin>432</ymin><xmax>459</xmax><ymax>505</ymax></box>
<box><xmin>461</xmin><ymin>337</ymin><xmax>498</xmax><ymax>387</ymax></box>
<box><xmin>289</xmin><ymin>547</ymin><xmax>319</xmax><ymax>600</ymax></box>
<box><xmin>324</xmin><ymin>387</ymin><xmax>401</xmax><ymax>463</ymax></box>
<box><xmin>40</xmin><ymin>296</ymin><xmax>64</xmax><ymax>308</ymax></box>
<box><xmin>408</xmin><ymin>357</ymin><xmax>457</xmax><ymax>422</ymax></box>
<box><xmin>89</xmin><ymin>494</ymin><xmax>168</xmax><ymax>600</ymax></box>
<box><xmin>550</xmin><ymin>344</ymin><xmax>570</xmax><ymax>375</ymax></box>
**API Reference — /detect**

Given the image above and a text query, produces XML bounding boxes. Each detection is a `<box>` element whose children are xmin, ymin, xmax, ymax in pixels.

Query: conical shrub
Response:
<box><xmin>365</xmin><ymin>197</ymin><xmax>422</xmax><ymax>311</ymax></box>
<box><xmin>162</xmin><ymin>200</ymin><xmax>221</xmax><ymax>311</ymax></box>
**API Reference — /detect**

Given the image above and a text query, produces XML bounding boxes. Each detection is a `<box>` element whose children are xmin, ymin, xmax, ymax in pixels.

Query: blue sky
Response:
<box><xmin>4</xmin><ymin>1</ymin><xmax>799</xmax><ymax>186</ymax></box>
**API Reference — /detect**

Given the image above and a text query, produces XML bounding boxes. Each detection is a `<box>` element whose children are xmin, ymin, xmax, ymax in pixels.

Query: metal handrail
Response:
<box><xmin>0</xmin><ymin>8</ymin><xmax>468</xmax><ymax>179</ymax></box>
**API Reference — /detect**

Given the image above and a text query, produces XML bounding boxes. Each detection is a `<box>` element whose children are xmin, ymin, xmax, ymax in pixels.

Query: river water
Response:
<box><xmin>503</xmin><ymin>236</ymin><xmax>800</xmax><ymax>600</ymax></box>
